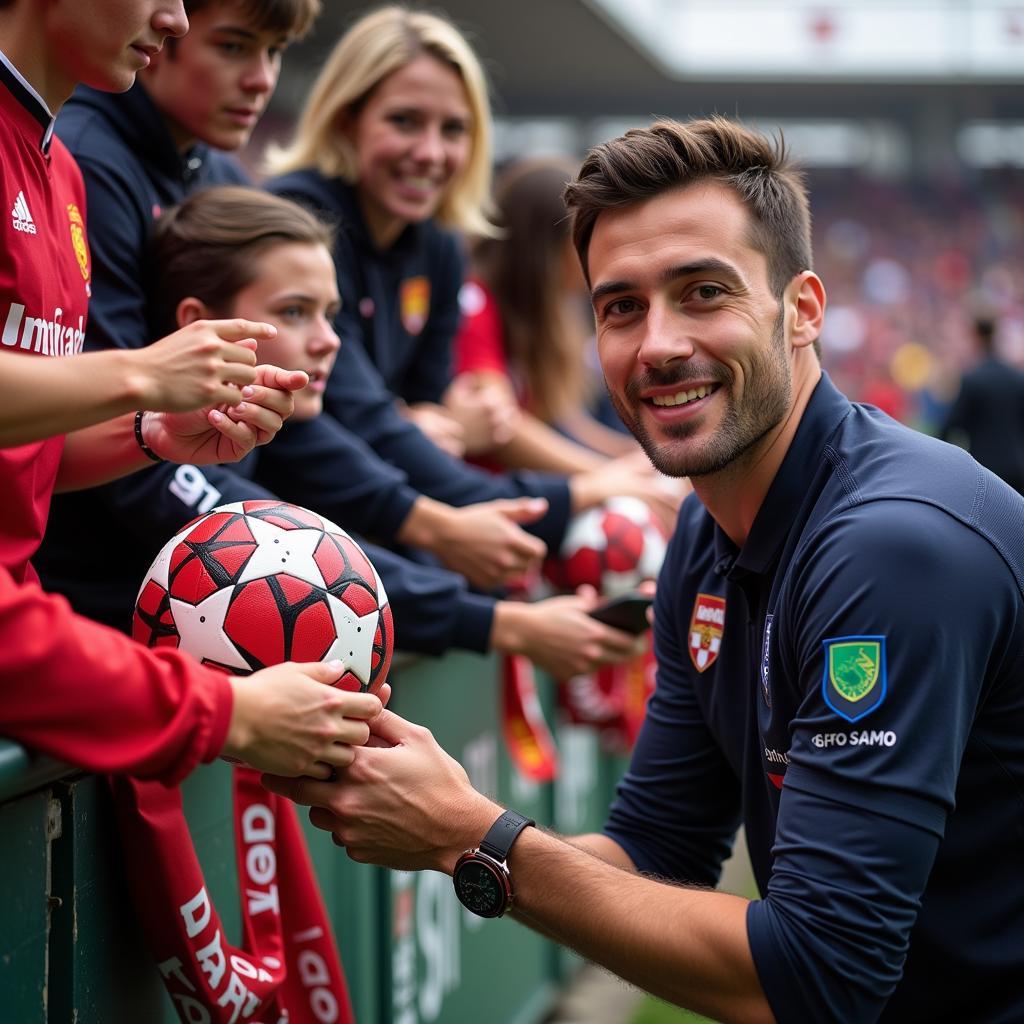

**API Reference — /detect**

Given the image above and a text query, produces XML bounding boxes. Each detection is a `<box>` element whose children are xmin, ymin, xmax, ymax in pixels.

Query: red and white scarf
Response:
<box><xmin>111</xmin><ymin>767</ymin><xmax>353</xmax><ymax>1024</ymax></box>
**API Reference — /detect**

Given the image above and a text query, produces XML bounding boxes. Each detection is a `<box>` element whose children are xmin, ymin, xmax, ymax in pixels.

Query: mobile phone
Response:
<box><xmin>588</xmin><ymin>592</ymin><xmax>654</xmax><ymax>635</ymax></box>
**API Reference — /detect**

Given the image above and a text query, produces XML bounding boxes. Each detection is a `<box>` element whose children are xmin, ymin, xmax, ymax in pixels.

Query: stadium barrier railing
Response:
<box><xmin>0</xmin><ymin>650</ymin><xmax>626</xmax><ymax>1023</ymax></box>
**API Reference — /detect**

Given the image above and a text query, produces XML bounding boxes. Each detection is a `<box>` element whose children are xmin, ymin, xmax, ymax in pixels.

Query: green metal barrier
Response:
<box><xmin>384</xmin><ymin>652</ymin><xmax>557</xmax><ymax>1024</ymax></box>
<box><xmin>0</xmin><ymin>781</ymin><xmax>56</xmax><ymax>1021</ymax></box>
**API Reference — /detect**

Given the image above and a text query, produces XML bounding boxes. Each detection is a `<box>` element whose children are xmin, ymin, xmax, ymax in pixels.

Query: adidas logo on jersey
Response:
<box><xmin>12</xmin><ymin>191</ymin><xmax>36</xmax><ymax>235</ymax></box>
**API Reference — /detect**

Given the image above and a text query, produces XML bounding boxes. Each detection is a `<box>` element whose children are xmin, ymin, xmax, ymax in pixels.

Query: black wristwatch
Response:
<box><xmin>453</xmin><ymin>809</ymin><xmax>535</xmax><ymax>918</ymax></box>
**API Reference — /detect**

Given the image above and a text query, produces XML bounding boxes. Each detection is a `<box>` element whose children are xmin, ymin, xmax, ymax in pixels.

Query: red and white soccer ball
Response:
<box><xmin>544</xmin><ymin>496</ymin><xmax>669</xmax><ymax>598</ymax></box>
<box><xmin>133</xmin><ymin>500</ymin><xmax>393</xmax><ymax>694</ymax></box>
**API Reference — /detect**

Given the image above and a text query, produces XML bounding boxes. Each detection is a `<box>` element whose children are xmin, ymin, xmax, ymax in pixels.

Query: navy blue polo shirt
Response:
<box><xmin>605</xmin><ymin>374</ymin><xmax>1024</xmax><ymax>1022</ymax></box>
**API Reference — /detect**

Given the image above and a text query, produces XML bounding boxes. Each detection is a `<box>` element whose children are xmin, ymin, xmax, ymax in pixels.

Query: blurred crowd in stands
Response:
<box><xmin>809</xmin><ymin>169</ymin><xmax>1024</xmax><ymax>431</ymax></box>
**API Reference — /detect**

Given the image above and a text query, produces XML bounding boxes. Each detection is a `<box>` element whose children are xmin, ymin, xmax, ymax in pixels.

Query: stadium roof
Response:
<box><xmin>271</xmin><ymin>1</ymin><xmax>1024</xmax><ymax>124</ymax></box>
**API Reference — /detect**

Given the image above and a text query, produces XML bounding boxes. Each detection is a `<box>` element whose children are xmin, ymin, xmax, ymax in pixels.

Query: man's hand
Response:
<box><xmin>222</xmin><ymin>660</ymin><xmax>383</xmax><ymax>778</ymax></box>
<box><xmin>141</xmin><ymin>362</ymin><xmax>309</xmax><ymax>464</ymax></box>
<box><xmin>491</xmin><ymin>588</ymin><xmax>643</xmax><ymax>679</ymax></box>
<box><xmin>262</xmin><ymin>709</ymin><xmax>500</xmax><ymax>873</ymax></box>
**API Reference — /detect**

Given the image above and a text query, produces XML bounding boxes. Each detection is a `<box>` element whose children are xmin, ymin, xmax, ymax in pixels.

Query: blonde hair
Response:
<box><xmin>265</xmin><ymin>5</ymin><xmax>495</xmax><ymax>236</ymax></box>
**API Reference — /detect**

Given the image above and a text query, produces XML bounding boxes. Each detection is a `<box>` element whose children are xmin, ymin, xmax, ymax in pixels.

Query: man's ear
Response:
<box><xmin>787</xmin><ymin>271</ymin><xmax>826</xmax><ymax>351</ymax></box>
<box><xmin>176</xmin><ymin>296</ymin><xmax>214</xmax><ymax>328</ymax></box>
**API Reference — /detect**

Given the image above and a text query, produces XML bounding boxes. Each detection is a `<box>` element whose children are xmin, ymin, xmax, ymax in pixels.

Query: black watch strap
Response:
<box><xmin>478</xmin><ymin>809</ymin><xmax>535</xmax><ymax>862</ymax></box>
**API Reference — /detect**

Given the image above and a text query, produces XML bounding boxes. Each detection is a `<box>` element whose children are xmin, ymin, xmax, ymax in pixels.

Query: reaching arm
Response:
<box><xmin>0</xmin><ymin>319</ymin><xmax>275</xmax><ymax>448</ymax></box>
<box><xmin>505</xmin><ymin>825</ymin><xmax>771</xmax><ymax>1023</ymax></box>
<box><xmin>492</xmin><ymin>405</ymin><xmax>607</xmax><ymax>475</ymax></box>
<box><xmin>55</xmin><ymin>345</ymin><xmax>307</xmax><ymax>492</ymax></box>
<box><xmin>265</xmin><ymin>708</ymin><xmax>773</xmax><ymax>1023</ymax></box>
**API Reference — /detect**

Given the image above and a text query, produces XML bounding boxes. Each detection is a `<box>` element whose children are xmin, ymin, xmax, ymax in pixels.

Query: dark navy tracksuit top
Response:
<box><xmin>34</xmin><ymin>84</ymin><xmax>495</xmax><ymax>655</ymax></box>
<box><xmin>263</xmin><ymin>171</ymin><xmax>573</xmax><ymax>546</ymax></box>
<box><xmin>605</xmin><ymin>374</ymin><xmax>1024</xmax><ymax>1023</ymax></box>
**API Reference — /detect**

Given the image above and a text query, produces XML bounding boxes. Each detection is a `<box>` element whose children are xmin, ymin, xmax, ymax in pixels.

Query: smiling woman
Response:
<box><xmin>262</xmin><ymin>6</ymin><xmax>503</xmax><ymax>456</ymax></box>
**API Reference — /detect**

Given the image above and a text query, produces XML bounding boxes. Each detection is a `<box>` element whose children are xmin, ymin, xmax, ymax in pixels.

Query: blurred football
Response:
<box><xmin>544</xmin><ymin>496</ymin><xmax>668</xmax><ymax>598</ymax></box>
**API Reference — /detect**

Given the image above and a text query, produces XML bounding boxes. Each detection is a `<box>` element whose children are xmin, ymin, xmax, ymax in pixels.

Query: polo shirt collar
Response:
<box><xmin>718</xmin><ymin>372</ymin><xmax>852</xmax><ymax>579</ymax></box>
<box><xmin>0</xmin><ymin>48</ymin><xmax>55</xmax><ymax>153</ymax></box>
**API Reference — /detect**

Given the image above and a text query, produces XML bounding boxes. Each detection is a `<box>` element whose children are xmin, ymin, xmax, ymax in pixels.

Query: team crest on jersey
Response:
<box><xmin>67</xmin><ymin>203</ymin><xmax>90</xmax><ymax>289</ymax></box>
<box><xmin>400</xmin><ymin>276</ymin><xmax>430</xmax><ymax>335</ymax></box>
<box><xmin>689</xmin><ymin>593</ymin><xmax>726</xmax><ymax>672</ymax></box>
<box><xmin>822</xmin><ymin>636</ymin><xmax>887</xmax><ymax>722</ymax></box>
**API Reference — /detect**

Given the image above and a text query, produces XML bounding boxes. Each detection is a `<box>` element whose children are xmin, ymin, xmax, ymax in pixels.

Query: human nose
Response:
<box><xmin>411</xmin><ymin>124</ymin><xmax>445</xmax><ymax>166</ymax></box>
<box><xmin>312</xmin><ymin>317</ymin><xmax>341</xmax><ymax>355</ymax></box>
<box><xmin>242</xmin><ymin>51</ymin><xmax>278</xmax><ymax>95</ymax></box>
<box><xmin>154</xmin><ymin>1</ymin><xmax>189</xmax><ymax>39</ymax></box>
<box><xmin>637</xmin><ymin>299</ymin><xmax>694</xmax><ymax>368</ymax></box>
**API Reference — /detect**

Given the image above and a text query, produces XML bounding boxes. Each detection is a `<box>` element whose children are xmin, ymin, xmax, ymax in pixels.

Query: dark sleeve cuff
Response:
<box><xmin>378</xmin><ymin>485</ymin><xmax>421</xmax><ymax>542</ymax></box>
<box><xmin>450</xmin><ymin>592</ymin><xmax>497</xmax><ymax>654</ymax></box>
<box><xmin>511</xmin><ymin>474</ymin><xmax>572</xmax><ymax>550</ymax></box>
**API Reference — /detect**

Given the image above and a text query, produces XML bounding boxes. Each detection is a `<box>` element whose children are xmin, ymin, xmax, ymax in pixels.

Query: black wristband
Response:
<box><xmin>134</xmin><ymin>410</ymin><xmax>164</xmax><ymax>463</ymax></box>
<box><xmin>478</xmin><ymin>809</ymin><xmax>535</xmax><ymax>863</ymax></box>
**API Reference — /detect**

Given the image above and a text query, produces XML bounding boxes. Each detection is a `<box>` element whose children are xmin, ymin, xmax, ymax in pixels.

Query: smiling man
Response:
<box><xmin>267</xmin><ymin>117</ymin><xmax>1024</xmax><ymax>1023</ymax></box>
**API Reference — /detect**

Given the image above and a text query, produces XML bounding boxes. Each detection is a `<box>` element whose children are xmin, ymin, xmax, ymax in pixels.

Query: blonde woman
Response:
<box><xmin>266</xmin><ymin>5</ymin><xmax>678</xmax><ymax>528</ymax></box>
<box><xmin>265</xmin><ymin>5</ymin><xmax>505</xmax><ymax>456</ymax></box>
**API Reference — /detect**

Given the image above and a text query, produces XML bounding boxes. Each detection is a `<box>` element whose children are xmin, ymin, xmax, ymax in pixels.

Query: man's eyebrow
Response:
<box><xmin>590</xmin><ymin>279</ymin><xmax>634</xmax><ymax>309</ymax></box>
<box><xmin>591</xmin><ymin>258</ymin><xmax>744</xmax><ymax>309</ymax></box>
<box><xmin>660</xmin><ymin>258</ymin><xmax>744</xmax><ymax>287</ymax></box>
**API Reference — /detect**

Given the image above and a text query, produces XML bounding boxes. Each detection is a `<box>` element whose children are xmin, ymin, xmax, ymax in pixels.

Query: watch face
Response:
<box><xmin>454</xmin><ymin>857</ymin><xmax>508</xmax><ymax>918</ymax></box>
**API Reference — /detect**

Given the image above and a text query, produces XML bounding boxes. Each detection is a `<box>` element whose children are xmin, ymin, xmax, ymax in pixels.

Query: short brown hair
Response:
<box><xmin>564</xmin><ymin>116</ymin><xmax>812</xmax><ymax>297</ymax></box>
<box><xmin>183</xmin><ymin>0</ymin><xmax>320</xmax><ymax>39</ymax></box>
<box><xmin>152</xmin><ymin>185</ymin><xmax>332</xmax><ymax>328</ymax></box>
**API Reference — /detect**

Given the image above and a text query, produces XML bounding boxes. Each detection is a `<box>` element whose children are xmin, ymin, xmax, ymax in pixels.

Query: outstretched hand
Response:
<box><xmin>439</xmin><ymin>497</ymin><xmax>549</xmax><ymax>590</ymax></box>
<box><xmin>222</xmin><ymin>660</ymin><xmax>383</xmax><ymax>779</ymax></box>
<box><xmin>491</xmin><ymin>585</ymin><xmax>643</xmax><ymax>679</ymax></box>
<box><xmin>142</xmin><ymin>360</ymin><xmax>309</xmax><ymax>465</ymax></box>
<box><xmin>262</xmin><ymin>708</ymin><xmax>499</xmax><ymax>873</ymax></box>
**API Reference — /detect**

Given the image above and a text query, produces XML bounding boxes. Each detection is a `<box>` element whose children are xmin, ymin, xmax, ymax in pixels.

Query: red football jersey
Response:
<box><xmin>0</xmin><ymin>52</ymin><xmax>91</xmax><ymax>584</ymax></box>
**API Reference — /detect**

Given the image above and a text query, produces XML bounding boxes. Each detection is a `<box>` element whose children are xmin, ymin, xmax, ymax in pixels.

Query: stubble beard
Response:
<box><xmin>608</xmin><ymin>309</ymin><xmax>791</xmax><ymax>479</ymax></box>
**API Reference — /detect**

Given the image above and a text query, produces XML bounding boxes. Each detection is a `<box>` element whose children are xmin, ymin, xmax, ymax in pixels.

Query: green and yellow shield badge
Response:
<box><xmin>822</xmin><ymin>636</ymin><xmax>887</xmax><ymax>722</ymax></box>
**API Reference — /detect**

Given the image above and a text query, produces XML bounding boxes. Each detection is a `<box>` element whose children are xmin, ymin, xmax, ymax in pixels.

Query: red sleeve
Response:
<box><xmin>453</xmin><ymin>280</ymin><xmax>510</xmax><ymax>377</ymax></box>
<box><xmin>0</xmin><ymin>567</ymin><xmax>232</xmax><ymax>785</ymax></box>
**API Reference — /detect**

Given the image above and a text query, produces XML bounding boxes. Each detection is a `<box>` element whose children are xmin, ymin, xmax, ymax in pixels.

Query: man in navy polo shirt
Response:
<box><xmin>270</xmin><ymin>117</ymin><xmax>1024</xmax><ymax>1023</ymax></box>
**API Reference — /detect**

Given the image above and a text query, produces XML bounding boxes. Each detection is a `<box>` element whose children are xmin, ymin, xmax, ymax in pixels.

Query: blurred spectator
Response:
<box><xmin>940</xmin><ymin>314</ymin><xmax>1024</xmax><ymax>494</ymax></box>
<box><xmin>454</xmin><ymin>157</ymin><xmax>639</xmax><ymax>474</ymax></box>
<box><xmin>810</xmin><ymin>170</ymin><xmax>1024</xmax><ymax>430</ymax></box>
